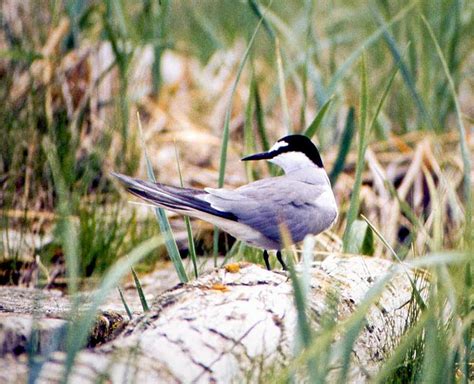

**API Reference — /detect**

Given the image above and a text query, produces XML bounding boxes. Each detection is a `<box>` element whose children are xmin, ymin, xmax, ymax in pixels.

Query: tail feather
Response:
<box><xmin>111</xmin><ymin>172</ymin><xmax>237</xmax><ymax>221</ymax></box>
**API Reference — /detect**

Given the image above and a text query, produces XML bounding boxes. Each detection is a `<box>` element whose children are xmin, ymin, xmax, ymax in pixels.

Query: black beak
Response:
<box><xmin>241</xmin><ymin>151</ymin><xmax>273</xmax><ymax>161</ymax></box>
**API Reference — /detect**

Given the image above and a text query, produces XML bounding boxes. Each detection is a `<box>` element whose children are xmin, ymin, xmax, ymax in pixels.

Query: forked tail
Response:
<box><xmin>111</xmin><ymin>172</ymin><xmax>237</xmax><ymax>221</ymax></box>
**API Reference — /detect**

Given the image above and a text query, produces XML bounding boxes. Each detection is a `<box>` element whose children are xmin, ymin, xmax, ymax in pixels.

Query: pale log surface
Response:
<box><xmin>0</xmin><ymin>256</ymin><xmax>417</xmax><ymax>383</ymax></box>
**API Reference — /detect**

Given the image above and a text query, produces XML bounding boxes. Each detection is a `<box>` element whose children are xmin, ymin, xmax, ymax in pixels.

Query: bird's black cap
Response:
<box><xmin>242</xmin><ymin>134</ymin><xmax>324</xmax><ymax>168</ymax></box>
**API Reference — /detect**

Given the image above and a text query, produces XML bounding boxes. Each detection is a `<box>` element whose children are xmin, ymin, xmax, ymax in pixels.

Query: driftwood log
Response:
<box><xmin>0</xmin><ymin>256</ymin><xmax>418</xmax><ymax>383</ymax></box>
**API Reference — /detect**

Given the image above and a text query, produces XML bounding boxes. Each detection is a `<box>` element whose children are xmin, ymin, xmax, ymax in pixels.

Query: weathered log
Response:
<box><xmin>0</xmin><ymin>256</ymin><xmax>419</xmax><ymax>383</ymax></box>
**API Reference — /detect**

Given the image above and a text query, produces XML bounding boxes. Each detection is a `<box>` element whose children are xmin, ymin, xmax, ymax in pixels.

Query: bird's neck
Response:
<box><xmin>285</xmin><ymin>165</ymin><xmax>330</xmax><ymax>185</ymax></box>
<box><xmin>270</xmin><ymin>152</ymin><xmax>320</xmax><ymax>173</ymax></box>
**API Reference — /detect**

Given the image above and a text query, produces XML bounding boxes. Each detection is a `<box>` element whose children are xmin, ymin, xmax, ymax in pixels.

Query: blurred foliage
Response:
<box><xmin>0</xmin><ymin>0</ymin><xmax>471</xmax><ymax>269</ymax></box>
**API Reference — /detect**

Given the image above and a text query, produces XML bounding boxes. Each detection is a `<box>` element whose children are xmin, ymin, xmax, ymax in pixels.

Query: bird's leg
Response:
<box><xmin>263</xmin><ymin>249</ymin><xmax>271</xmax><ymax>270</ymax></box>
<box><xmin>276</xmin><ymin>250</ymin><xmax>287</xmax><ymax>270</ymax></box>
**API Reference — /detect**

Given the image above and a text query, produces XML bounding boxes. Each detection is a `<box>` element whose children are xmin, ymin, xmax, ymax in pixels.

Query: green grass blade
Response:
<box><xmin>252</xmin><ymin>77</ymin><xmax>277</xmax><ymax>175</ymax></box>
<box><xmin>382</xmin><ymin>178</ymin><xmax>434</xmax><ymax>248</ymax></box>
<box><xmin>361</xmin><ymin>215</ymin><xmax>400</xmax><ymax>262</ymax></box>
<box><xmin>184</xmin><ymin>218</ymin><xmax>198</xmax><ymax>278</ymax></box>
<box><xmin>373</xmin><ymin>312</ymin><xmax>429</xmax><ymax>383</ymax></box>
<box><xmin>308</xmin><ymin>60</ymin><xmax>329</xmax><ymax>108</ymax></box>
<box><xmin>190</xmin><ymin>7</ymin><xmax>225</xmax><ymax>51</ymax></box>
<box><xmin>64</xmin><ymin>0</ymin><xmax>87</xmax><ymax>48</ymax></box>
<box><xmin>367</xmin><ymin>59</ymin><xmax>401</xmax><ymax>133</ymax></box>
<box><xmin>277</xmin><ymin>224</ymin><xmax>316</xmax><ymax>379</ymax></box>
<box><xmin>174</xmin><ymin>143</ymin><xmax>198</xmax><ymax>279</ymax></box>
<box><xmin>361</xmin><ymin>214</ymin><xmax>426</xmax><ymax>310</ymax></box>
<box><xmin>403</xmin><ymin>251</ymin><xmax>468</xmax><ymax>269</ymax></box>
<box><xmin>247</xmin><ymin>0</ymin><xmax>275</xmax><ymax>40</ymax></box>
<box><xmin>337</xmin><ymin>314</ymin><xmax>366</xmax><ymax>383</ymax></box>
<box><xmin>131</xmin><ymin>266</ymin><xmax>149</xmax><ymax>312</ymax></box>
<box><xmin>275</xmin><ymin>38</ymin><xmax>292</xmax><ymax>134</ymax></box>
<box><xmin>303</xmin><ymin>96</ymin><xmax>334</xmax><ymax>139</ymax></box>
<box><xmin>301</xmin><ymin>235</ymin><xmax>315</xmax><ymax>301</ymax></box>
<box><xmin>151</xmin><ymin>0</ymin><xmax>169</xmax><ymax>95</ymax></box>
<box><xmin>110</xmin><ymin>0</ymin><xmax>128</xmax><ymax>37</ymax></box>
<box><xmin>421</xmin><ymin>15</ymin><xmax>472</xmax><ymax>244</ymax></box>
<box><xmin>334</xmin><ymin>56</ymin><xmax>401</xmax><ymax>233</ymax></box>
<box><xmin>336</xmin><ymin>272</ymin><xmax>394</xmax><ymax>383</ymax></box>
<box><xmin>345</xmin><ymin>219</ymin><xmax>374</xmax><ymax>256</ymax></box>
<box><xmin>0</xmin><ymin>48</ymin><xmax>42</xmax><ymax>62</ymax></box>
<box><xmin>244</xmin><ymin>75</ymin><xmax>256</xmax><ymax>182</ymax></box>
<box><xmin>253</xmin><ymin>77</ymin><xmax>270</xmax><ymax>152</ymax></box>
<box><xmin>329</xmin><ymin>106</ymin><xmax>355</xmax><ymax>185</ymax></box>
<box><xmin>299</xmin><ymin>0</ymin><xmax>314</xmax><ymax>130</ymax></box>
<box><xmin>137</xmin><ymin>113</ymin><xmax>188</xmax><ymax>283</ymax></box>
<box><xmin>217</xmin><ymin>10</ymin><xmax>266</xmax><ymax>188</ymax></box>
<box><xmin>117</xmin><ymin>287</ymin><xmax>133</xmax><ymax>320</ymax></box>
<box><xmin>148</xmin><ymin>186</ymin><xmax>188</xmax><ymax>282</ymax></box>
<box><xmin>103</xmin><ymin>0</ymin><xmax>131</xmax><ymax>150</ymax></box>
<box><xmin>286</xmin><ymin>248</ymin><xmax>318</xmax><ymax>381</ymax></box>
<box><xmin>420</xmin><ymin>302</ymin><xmax>448</xmax><ymax>383</ymax></box>
<box><xmin>184</xmin><ymin>218</ymin><xmax>198</xmax><ymax>276</ymax></box>
<box><xmin>342</xmin><ymin>54</ymin><xmax>368</xmax><ymax>252</ymax></box>
<box><xmin>462</xmin><ymin>263</ymin><xmax>472</xmax><ymax>383</ymax></box>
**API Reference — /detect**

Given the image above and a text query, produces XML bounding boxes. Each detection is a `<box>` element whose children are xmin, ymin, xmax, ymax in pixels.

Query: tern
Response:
<box><xmin>112</xmin><ymin>134</ymin><xmax>338</xmax><ymax>270</ymax></box>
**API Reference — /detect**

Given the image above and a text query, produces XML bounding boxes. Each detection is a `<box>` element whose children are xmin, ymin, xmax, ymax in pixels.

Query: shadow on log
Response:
<box><xmin>0</xmin><ymin>256</ymin><xmax>422</xmax><ymax>383</ymax></box>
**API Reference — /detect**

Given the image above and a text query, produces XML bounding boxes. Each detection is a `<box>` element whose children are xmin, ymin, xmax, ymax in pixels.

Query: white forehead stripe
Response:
<box><xmin>270</xmin><ymin>141</ymin><xmax>289</xmax><ymax>152</ymax></box>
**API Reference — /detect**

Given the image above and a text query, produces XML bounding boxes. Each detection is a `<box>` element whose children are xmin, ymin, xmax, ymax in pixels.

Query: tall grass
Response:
<box><xmin>42</xmin><ymin>137</ymin><xmax>79</xmax><ymax>295</ymax></box>
<box><xmin>284</xmin><ymin>236</ymin><xmax>318</xmax><ymax>381</ymax></box>
<box><xmin>103</xmin><ymin>0</ymin><xmax>132</xmax><ymax>155</ymax></box>
<box><xmin>342</xmin><ymin>53</ymin><xmax>369</xmax><ymax>251</ymax></box>
<box><xmin>213</xmin><ymin>5</ymin><xmax>268</xmax><ymax>264</ymax></box>
<box><xmin>60</xmin><ymin>235</ymin><xmax>164</xmax><ymax>383</ymax></box>
<box><xmin>421</xmin><ymin>15</ymin><xmax>472</xmax><ymax>243</ymax></box>
<box><xmin>279</xmin><ymin>251</ymin><xmax>471</xmax><ymax>383</ymax></box>
<box><xmin>329</xmin><ymin>106</ymin><xmax>355</xmax><ymax>185</ymax></box>
<box><xmin>174</xmin><ymin>144</ymin><xmax>199</xmax><ymax>278</ymax></box>
<box><xmin>137</xmin><ymin>115</ymin><xmax>188</xmax><ymax>283</ymax></box>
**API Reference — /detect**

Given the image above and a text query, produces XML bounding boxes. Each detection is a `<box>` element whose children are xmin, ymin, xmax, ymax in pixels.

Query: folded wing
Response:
<box><xmin>203</xmin><ymin>177</ymin><xmax>332</xmax><ymax>245</ymax></box>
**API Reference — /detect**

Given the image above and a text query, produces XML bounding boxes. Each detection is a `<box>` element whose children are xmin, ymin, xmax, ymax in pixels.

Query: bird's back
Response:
<box><xmin>201</xmin><ymin>168</ymin><xmax>337</xmax><ymax>249</ymax></box>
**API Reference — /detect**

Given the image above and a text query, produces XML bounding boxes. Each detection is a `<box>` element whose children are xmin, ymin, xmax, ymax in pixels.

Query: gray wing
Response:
<box><xmin>202</xmin><ymin>176</ymin><xmax>328</xmax><ymax>245</ymax></box>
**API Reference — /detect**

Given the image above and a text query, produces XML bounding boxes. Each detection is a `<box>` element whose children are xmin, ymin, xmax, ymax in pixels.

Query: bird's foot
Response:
<box><xmin>263</xmin><ymin>249</ymin><xmax>271</xmax><ymax>270</ymax></box>
<box><xmin>276</xmin><ymin>250</ymin><xmax>287</xmax><ymax>271</ymax></box>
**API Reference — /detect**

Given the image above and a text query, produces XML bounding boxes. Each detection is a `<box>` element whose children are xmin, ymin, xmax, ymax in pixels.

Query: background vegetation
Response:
<box><xmin>0</xmin><ymin>0</ymin><xmax>472</xmax><ymax>382</ymax></box>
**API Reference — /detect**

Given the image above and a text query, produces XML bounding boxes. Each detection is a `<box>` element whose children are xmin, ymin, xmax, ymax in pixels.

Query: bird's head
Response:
<box><xmin>241</xmin><ymin>134</ymin><xmax>324</xmax><ymax>173</ymax></box>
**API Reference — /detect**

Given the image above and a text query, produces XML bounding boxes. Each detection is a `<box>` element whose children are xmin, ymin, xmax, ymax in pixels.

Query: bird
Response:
<box><xmin>112</xmin><ymin>134</ymin><xmax>338</xmax><ymax>270</ymax></box>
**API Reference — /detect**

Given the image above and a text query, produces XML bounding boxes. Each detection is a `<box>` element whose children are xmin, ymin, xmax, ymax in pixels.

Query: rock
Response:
<box><xmin>0</xmin><ymin>256</ymin><xmax>422</xmax><ymax>383</ymax></box>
